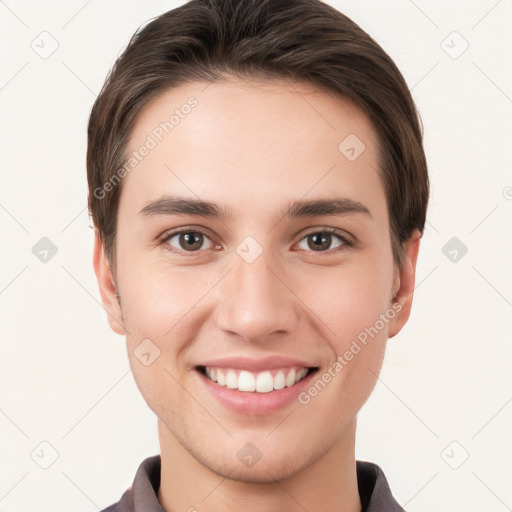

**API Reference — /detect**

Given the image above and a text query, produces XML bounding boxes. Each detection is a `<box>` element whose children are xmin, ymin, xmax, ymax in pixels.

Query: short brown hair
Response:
<box><xmin>87</xmin><ymin>0</ymin><xmax>429</xmax><ymax>271</ymax></box>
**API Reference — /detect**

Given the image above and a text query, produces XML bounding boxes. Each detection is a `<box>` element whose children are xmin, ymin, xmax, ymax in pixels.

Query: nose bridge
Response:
<box><xmin>215</xmin><ymin>245</ymin><xmax>298</xmax><ymax>341</ymax></box>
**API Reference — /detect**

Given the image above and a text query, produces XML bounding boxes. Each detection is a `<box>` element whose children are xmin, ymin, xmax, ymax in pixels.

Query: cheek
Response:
<box><xmin>118</xmin><ymin>265</ymin><xmax>204</xmax><ymax>413</ymax></box>
<box><xmin>117</xmin><ymin>248</ymin><xmax>208</xmax><ymax>339</ymax></box>
<box><xmin>296</xmin><ymin>267</ymin><xmax>392</xmax><ymax>418</ymax></box>
<box><xmin>303</xmin><ymin>260</ymin><xmax>394</xmax><ymax>348</ymax></box>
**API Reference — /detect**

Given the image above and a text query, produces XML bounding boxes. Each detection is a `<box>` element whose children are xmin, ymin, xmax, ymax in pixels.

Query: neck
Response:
<box><xmin>157</xmin><ymin>419</ymin><xmax>361</xmax><ymax>512</ymax></box>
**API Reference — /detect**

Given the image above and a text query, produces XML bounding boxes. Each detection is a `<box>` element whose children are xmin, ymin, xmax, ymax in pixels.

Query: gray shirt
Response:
<box><xmin>101</xmin><ymin>455</ymin><xmax>405</xmax><ymax>511</ymax></box>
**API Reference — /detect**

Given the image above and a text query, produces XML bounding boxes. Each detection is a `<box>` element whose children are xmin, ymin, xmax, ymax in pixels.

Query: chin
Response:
<box><xmin>211</xmin><ymin>456</ymin><xmax>306</xmax><ymax>484</ymax></box>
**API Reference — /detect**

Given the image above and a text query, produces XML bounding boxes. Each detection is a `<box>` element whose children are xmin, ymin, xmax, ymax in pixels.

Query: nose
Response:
<box><xmin>213</xmin><ymin>248</ymin><xmax>300</xmax><ymax>344</ymax></box>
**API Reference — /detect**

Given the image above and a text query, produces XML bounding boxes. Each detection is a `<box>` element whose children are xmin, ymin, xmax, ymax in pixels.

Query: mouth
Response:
<box><xmin>195</xmin><ymin>365</ymin><xmax>319</xmax><ymax>393</ymax></box>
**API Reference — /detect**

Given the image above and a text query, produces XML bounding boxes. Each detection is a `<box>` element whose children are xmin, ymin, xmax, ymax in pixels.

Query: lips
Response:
<box><xmin>196</xmin><ymin>360</ymin><xmax>320</xmax><ymax>415</ymax></box>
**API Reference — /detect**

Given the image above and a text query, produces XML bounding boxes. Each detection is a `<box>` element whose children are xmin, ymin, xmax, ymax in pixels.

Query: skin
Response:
<box><xmin>94</xmin><ymin>78</ymin><xmax>420</xmax><ymax>512</ymax></box>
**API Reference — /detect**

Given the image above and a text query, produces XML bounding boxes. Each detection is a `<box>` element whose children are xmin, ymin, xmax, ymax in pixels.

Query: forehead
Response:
<box><xmin>120</xmin><ymin>78</ymin><xmax>385</xmax><ymax>220</ymax></box>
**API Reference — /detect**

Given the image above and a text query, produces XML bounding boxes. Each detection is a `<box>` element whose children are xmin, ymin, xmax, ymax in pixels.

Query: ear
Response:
<box><xmin>93</xmin><ymin>232</ymin><xmax>126</xmax><ymax>335</ymax></box>
<box><xmin>388</xmin><ymin>229</ymin><xmax>421</xmax><ymax>339</ymax></box>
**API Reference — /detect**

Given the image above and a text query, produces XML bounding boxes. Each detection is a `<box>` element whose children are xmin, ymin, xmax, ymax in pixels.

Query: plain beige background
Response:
<box><xmin>1</xmin><ymin>1</ymin><xmax>511</xmax><ymax>511</ymax></box>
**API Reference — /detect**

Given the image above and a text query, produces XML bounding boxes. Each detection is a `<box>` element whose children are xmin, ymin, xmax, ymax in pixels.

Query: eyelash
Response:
<box><xmin>159</xmin><ymin>227</ymin><xmax>355</xmax><ymax>256</ymax></box>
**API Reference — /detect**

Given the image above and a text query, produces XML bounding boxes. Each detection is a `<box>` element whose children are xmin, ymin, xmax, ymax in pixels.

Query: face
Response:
<box><xmin>94</xmin><ymin>78</ymin><xmax>419</xmax><ymax>483</ymax></box>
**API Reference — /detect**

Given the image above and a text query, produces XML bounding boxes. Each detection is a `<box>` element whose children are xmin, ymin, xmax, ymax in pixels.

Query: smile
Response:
<box><xmin>197</xmin><ymin>365</ymin><xmax>317</xmax><ymax>393</ymax></box>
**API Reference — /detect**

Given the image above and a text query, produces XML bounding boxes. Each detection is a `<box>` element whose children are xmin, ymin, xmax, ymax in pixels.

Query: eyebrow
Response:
<box><xmin>138</xmin><ymin>195</ymin><xmax>371</xmax><ymax>220</ymax></box>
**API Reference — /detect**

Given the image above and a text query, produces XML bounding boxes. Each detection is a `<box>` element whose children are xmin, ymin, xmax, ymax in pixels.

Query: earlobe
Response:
<box><xmin>388</xmin><ymin>229</ymin><xmax>421</xmax><ymax>339</ymax></box>
<box><xmin>93</xmin><ymin>233</ymin><xmax>126</xmax><ymax>335</ymax></box>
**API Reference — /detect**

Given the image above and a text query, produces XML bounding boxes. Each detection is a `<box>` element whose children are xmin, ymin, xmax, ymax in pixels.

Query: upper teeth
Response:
<box><xmin>204</xmin><ymin>366</ymin><xmax>309</xmax><ymax>393</ymax></box>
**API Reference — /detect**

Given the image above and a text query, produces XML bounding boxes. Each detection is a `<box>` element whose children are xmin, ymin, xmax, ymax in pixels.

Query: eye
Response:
<box><xmin>296</xmin><ymin>229</ymin><xmax>352</xmax><ymax>253</ymax></box>
<box><xmin>160</xmin><ymin>227</ymin><xmax>353</xmax><ymax>256</ymax></box>
<box><xmin>162</xmin><ymin>229</ymin><xmax>218</xmax><ymax>253</ymax></box>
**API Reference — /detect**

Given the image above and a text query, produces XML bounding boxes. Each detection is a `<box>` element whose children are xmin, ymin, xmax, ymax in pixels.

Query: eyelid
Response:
<box><xmin>296</xmin><ymin>226</ymin><xmax>355</xmax><ymax>246</ymax></box>
<box><xmin>160</xmin><ymin>226</ymin><xmax>214</xmax><ymax>241</ymax></box>
<box><xmin>159</xmin><ymin>225</ymin><xmax>356</xmax><ymax>255</ymax></box>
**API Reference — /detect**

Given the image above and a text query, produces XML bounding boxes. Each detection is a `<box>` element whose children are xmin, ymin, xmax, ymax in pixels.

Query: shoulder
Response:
<box><xmin>356</xmin><ymin>460</ymin><xmax>405</xmax><ymax>512</ymax></box>
<box><xmin>99</xmin><ymin>487</ymin><xmax>134</xmax><ymax>512</ymax></box>
<box><xmin>99</xmin><ymin>455</ymin><xmax>161</xmax><ymax>512</ymax></box>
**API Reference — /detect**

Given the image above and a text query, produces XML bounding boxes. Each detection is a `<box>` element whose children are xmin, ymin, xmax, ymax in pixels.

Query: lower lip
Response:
<box><xmin>196</xmin><ymin>368</ymin><xmax>317</xmax><ymax>415</ymax></box>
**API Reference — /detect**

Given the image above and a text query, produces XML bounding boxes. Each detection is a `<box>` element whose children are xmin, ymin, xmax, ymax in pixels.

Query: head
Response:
<box><xmin>89</xmin><ymin>0</ymin><xmax>428</xmax><ymax>482</ymax></box>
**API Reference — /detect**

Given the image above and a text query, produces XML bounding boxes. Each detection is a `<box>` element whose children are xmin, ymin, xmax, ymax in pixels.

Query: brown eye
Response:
<box><xmin>165</xmin><ymin>231</ymin><xmax>215</xmax><ymax>252</ymax></box>
<box><xmin>180</xmin><ymin>232</ymin><xmax>203</xmax><ymax>251</ymax></box>
<box><xmin>297</xmin><ymin>231</ymin><xmax>347</xmax><ymax>252</ymax></box>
